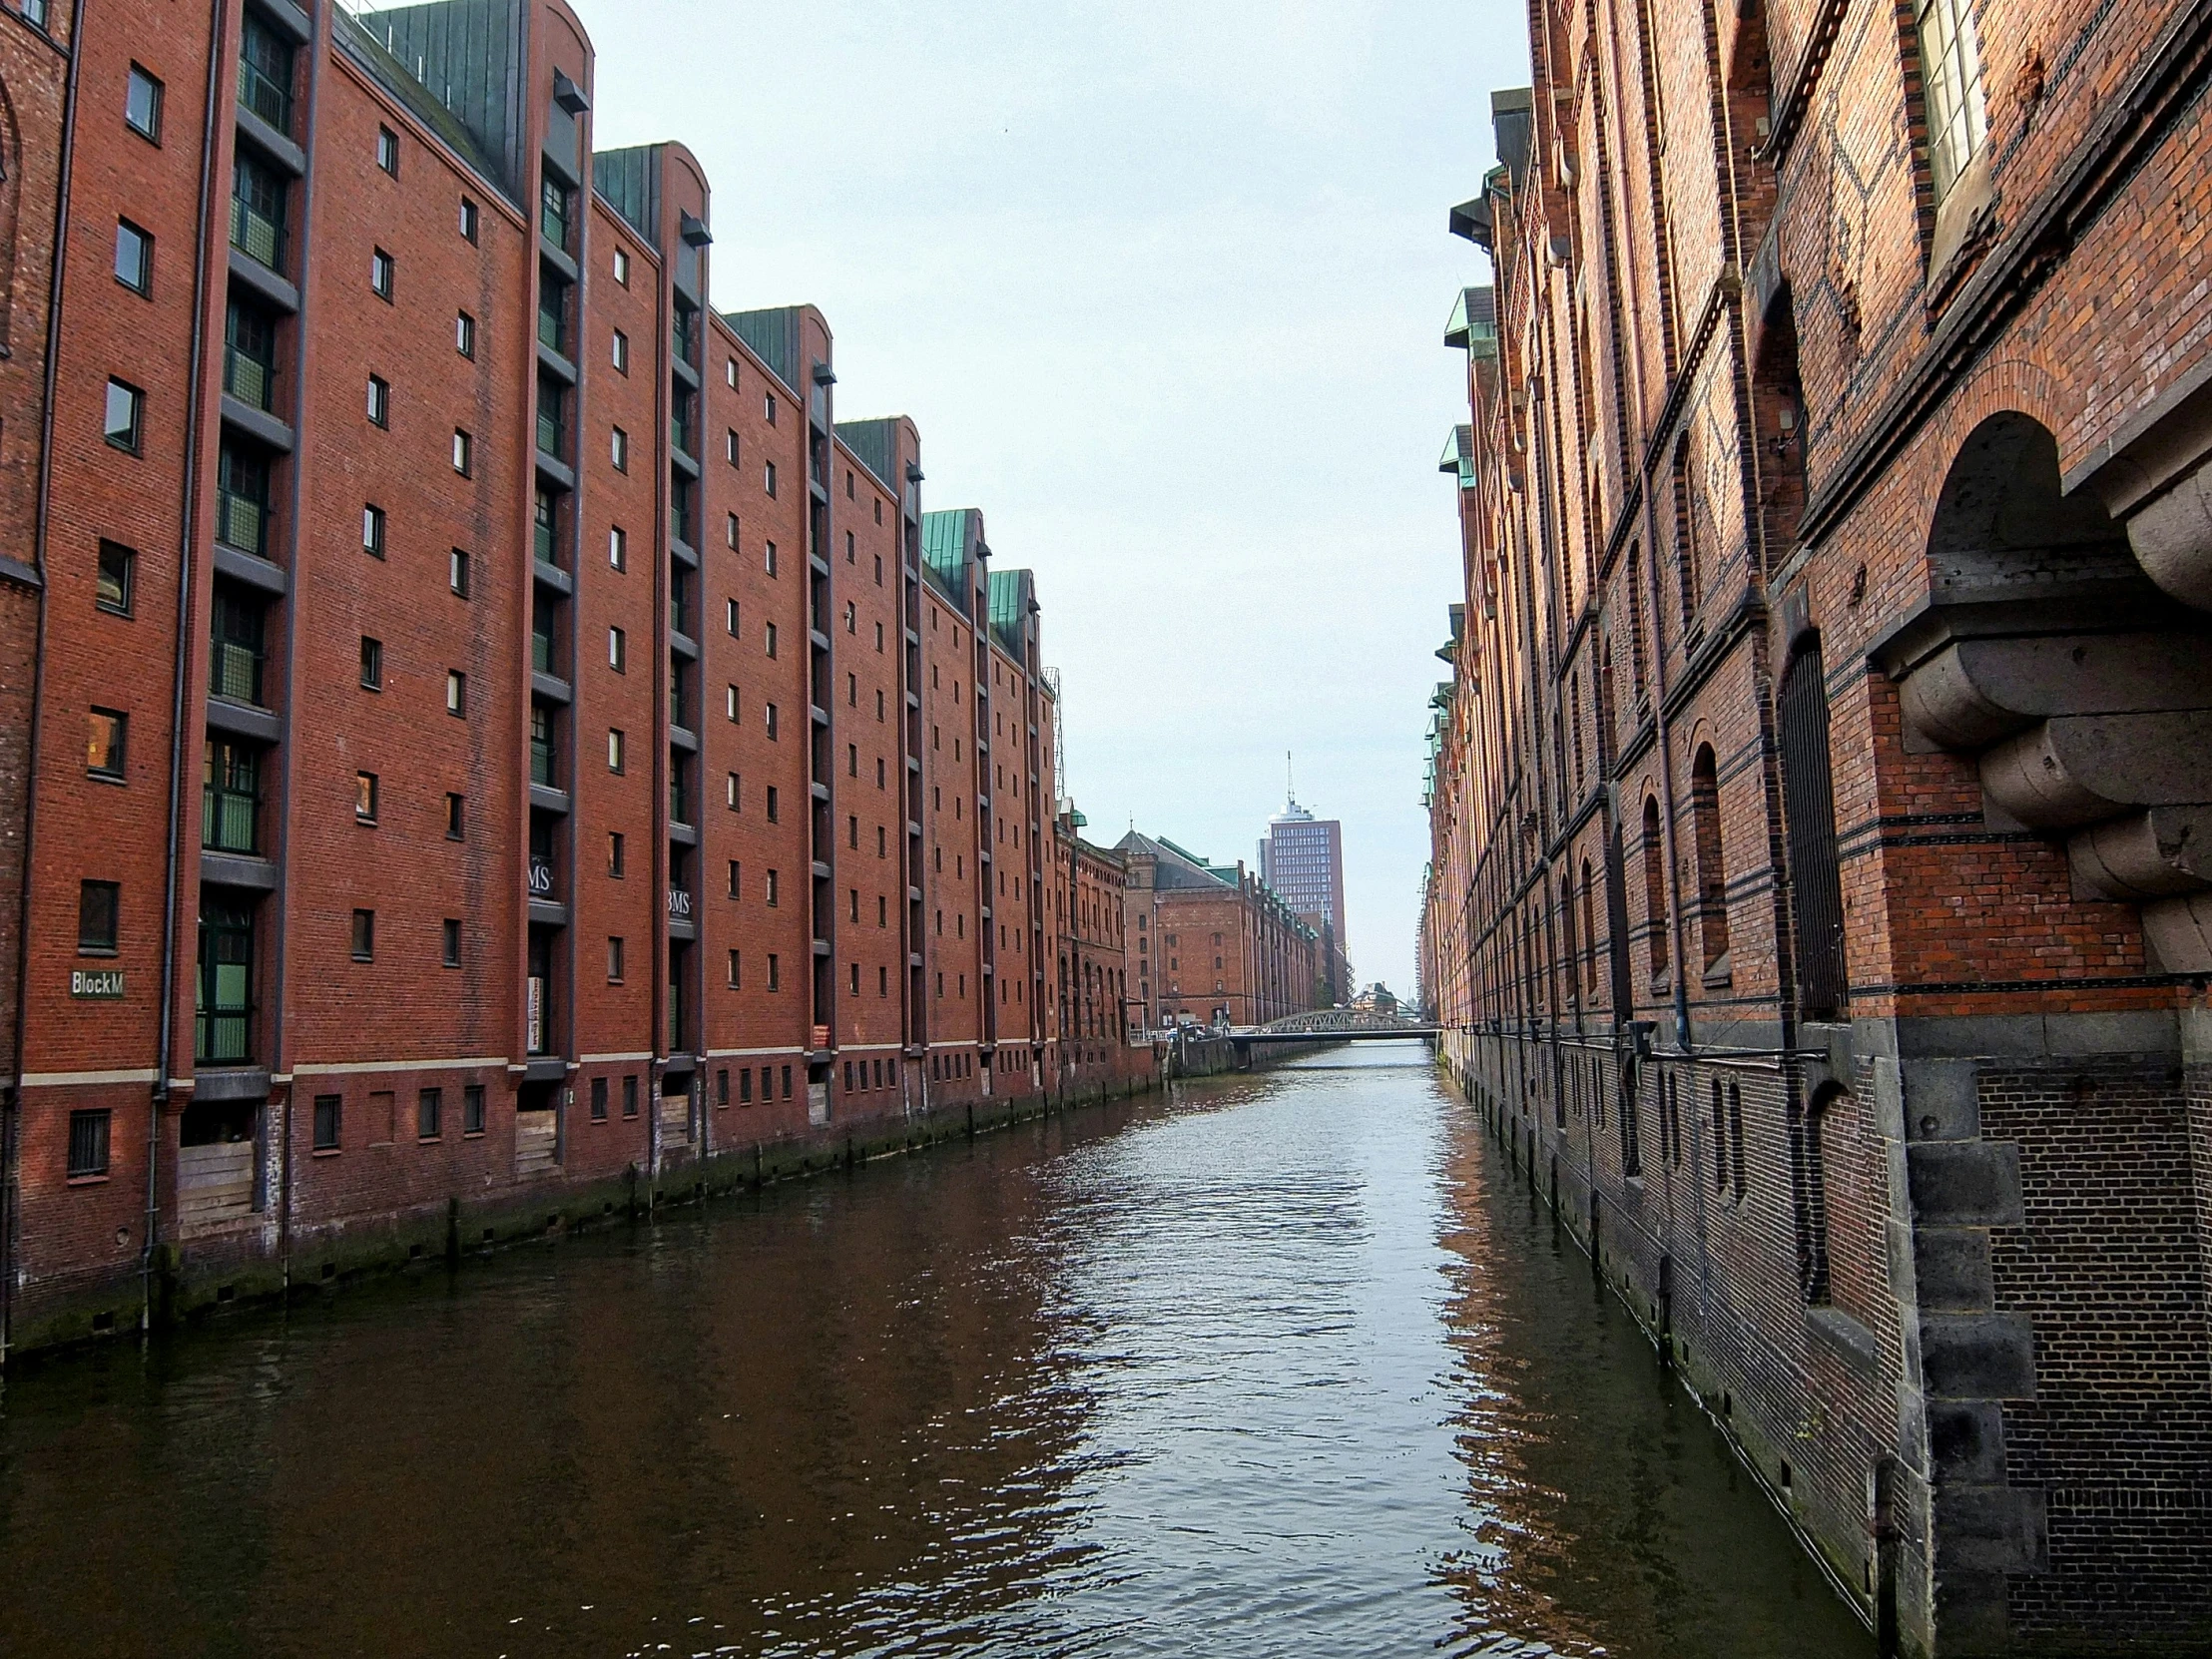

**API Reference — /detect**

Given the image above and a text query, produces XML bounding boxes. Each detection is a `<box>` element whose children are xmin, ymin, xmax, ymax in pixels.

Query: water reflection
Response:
<box><xmin>0</xmin><ymin>1044</ymin><xmax>1871</xmax><ymax>1658</ymax></box>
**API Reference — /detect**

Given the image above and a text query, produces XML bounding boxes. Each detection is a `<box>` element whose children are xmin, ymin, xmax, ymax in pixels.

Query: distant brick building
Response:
<box><xmin>1420</xmin><ymin>0</ymin><xmax>2212</xmax><ymax>1648</ymax></box>
<box><xmin>0</xmin><ymin>0</ymin><xmax>1150</xmax><ymax>1361</ymax></box>
<box><xmin>1118</xmin><ymin>830</ymin><xmax>1320</xmax><ymax>1029</ymax></box>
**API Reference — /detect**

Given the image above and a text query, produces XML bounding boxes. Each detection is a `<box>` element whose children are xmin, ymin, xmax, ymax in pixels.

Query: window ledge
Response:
<box><xmin>311</xmin><ymin>1148</ymin><xmax>341</xmax><ymax>1158</ymax></box>
<box><xmin>77</xmin><ymin>947</ymin><xmax>119</xmax><ymax>959</ymax></box>
<box><xmin>1925</xmin><ymin>152</ymin><xmax>1999</xmax><ymax>312</ymax></box>
<box><xmin>67</xmin><ymin>1174</ymin><xmax>111</xmax><ymax>1187</ymax></box>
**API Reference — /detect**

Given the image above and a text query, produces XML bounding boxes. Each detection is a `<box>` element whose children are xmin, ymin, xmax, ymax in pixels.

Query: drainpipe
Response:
<box><xmin>143</xmin><ymin>0</ymin><xmax>228</xmax><ymax>1336</ymax></box>
<box><xmin>3</xmin><ymin>0</ymin><xmax>89</xmax><ymax>1367</ymax></box>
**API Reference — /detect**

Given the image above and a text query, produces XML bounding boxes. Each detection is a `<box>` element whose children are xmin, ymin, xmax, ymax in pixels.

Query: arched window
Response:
<box><xmin>1672</xmin><ymin>434</ymin><xmax>1701</xmax><ymax>623</ymax></box>
<box><xmin>1798</xmin><ymin>1085</ymin><xmax>1841</xmax><ymax>1304</ymax></box>
<box><xmin>1558</xmin><ymin>873</ymin><xmax>1577</xmax><ymax>1007</ymax></box>
<box><xmin>1690</xmin><ymin>745</ymin><xmax>1730</xmax><ymax>978</ymax></box>
<box><xmin>1625</xmin><ymin>548</ymin><xmax>1650</xmax><ymax>700</ymax></box>
<box><xmin>1642</xmin><ymin>795</ymin><xmax>1670</xmax><ymax>986</ymax></box>
<box><xmin>1728</xmin><ymin>1083</ymin><xmax>1747</xmax><ymax>1199</ymax></box>
<box><xmin>1580</xmin><ymin>859</ymin><xmax>1599</xmax><ymax>1001</ymax></box>
<box><xmin>1778</xmin><ymin>636</ymin><xmax>1847</xmax><ymax>1019</ymax></box>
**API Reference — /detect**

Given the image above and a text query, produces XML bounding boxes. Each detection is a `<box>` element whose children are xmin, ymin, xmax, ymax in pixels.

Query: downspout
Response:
<box><xmin>3</xmin><ymin>0</ymin><xmax>88</xmax><ymax>1368</ymax></box>
<box><xmin>276</xmin><ymin>0</ymin><xmax>330</xmax><ymax>1295</ymax></box>
<box><xmin>147</xmin><ymin>0</ymin><xmax>227</xmax><ymax>1335</ymax></box>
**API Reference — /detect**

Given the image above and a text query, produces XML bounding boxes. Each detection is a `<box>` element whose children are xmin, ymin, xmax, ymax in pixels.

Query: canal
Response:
<box><xmin>0</xmin><ymin>1044</ymin><xmax>1874</xmax><ymax>1658</ymax></box>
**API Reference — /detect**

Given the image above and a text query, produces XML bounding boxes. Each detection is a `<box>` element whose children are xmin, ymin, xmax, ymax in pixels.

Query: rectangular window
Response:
<box><xmin>455</xmin><ymin>311</ymin><xmax>475</xmax><ymax>357</ymax></box>
<box><xmin>609</xmin><ymin>525</ymin><xmax>627</xmax><ymax>570</ymax></box>
<box><xmin>104</xmin><ymin>378</ymin><xmax>144</xmax><ymax>452</ymax></box>
<box><xmin>362</xmin><ymin>503</ymin><xmax>386</xmax><ymax>558</ymax></box>
<box><xmin>767</xmin><ymin>953</ymin><xmax>781</xmax><ymax>991</ymax></box>
<box><xmin>613</xmin><ymin>247</ymin><xmax>630</xmax><ymax>285</ymax></box>
<box><xmin>452</xmin><ymin>429</ymin><xmax>472</xmax><ymax>476</ymax></box>
<box><xmin>766</xmin><ymin>786</ymin><xmax>779</xmax><ymax>823</ymax></box>
<box><xmin>97</xmin><ymin>540</ymin><xmax>135</xmax><ymax>615</ymax></box>
<box><xmin>350</xmin><ymin>908</ymin><xmax>374</xmax><ymax>960</ymax></box>
<box><xmin>609</xmin><ymin>830</ymin><xmax>625</xmax><ymax>876</ymax></box>
<box><xmin>726</xmin><ymin>511</ymin><xmax>740</xmax><ymax>549</ymax></box>
<box><xmin>608</xmin><ymin>626</ymin><xmax>626</xmax><ymax>672</ymax></box>
<box><xmin>370</xmin><ymin>248</ymin><xmax>394</xmax><ymax>299</ymax></box>
<box><xmin>727</xmin><ymin>948</ymin><xmax>741</xmax><ymax>988</ymax></box>
<box><xmin>417</xmin><ymin>1087</ymin><xmax>441</xmax><ymax>1139</ymax></box>
<box><xmin>765</xmin><ymin>540</ymin><xmax>778</xmax><ymax>576</ymax></box>
<box><xmin>622</xmin><ymin>1075</ymin><xmax>638</xmax><ymax>1118</ymax></box>
<box><xmin>350</xmin><ymin>772</ymin><xmax>381</xmax><ymax>829</ymax></box>
<box><xmin>765</xmin><ymin>868</ymin><xmax>779</xmax><ymax>906</ymax></box>
<box><xmin>230</xmin><ymin>153</ymin><xmax>285</xmax><ymax>272</ymax></box>
<box><xmin>438</xmin><ymin>917</ymin><xmax>461</xmax><ymax>967</ymax></box>
<box><xmin>366</xmin><ymin>374</ymin><xmax>389</xmax><ymax>427</ymax></box>
<box><xmin>115</xmin><ymin>219</ymin><xmax>153</xmax><ymax>294</ymax></box>
<box><xmin>464</xmin><ymin>1083</ymin><xmax>486</xmax><ymax>1135</ymax></box>
<box><xmin>611</xmin><ymin>426</ymin><xmax>629</xmax><ymax>471</ymax></box>
<box><xmin>764</xmin><ymin>392</ymin><xmax>777</xmax><ymax>424</ymax></box>
<box><xmin>313</xmin><ymin>1094</ymin><xmax>341</xmax><ymax>1152</ymax></box>
<box><xmin>607</xmin><ymin>729</ymin><xmax>625</xmax><ymax>773</ymax></box>
<box><xmin>726</xmin><ymin>685</ymin><xmax>738</xmax><ymax>722</ymax></box>
<box><xmin>446</xmin><ymin>792</ymin><xmax>464</xmax><ymax>839</ymax></box>
<box><xmin>726</xmin><ymin>429</ymin><xmax>740</xmax><ymax>464</ymax></box>
<box><xmin>358</xmin><ymin>636</ymin><xmax>382</xmax><ymax>690</ymax></box>
<box><xmin>727</xmin><ymin>858</ymin><xmax>740</xmax><ymax>897</ymax></box>
<box><xmin>1918</xmin><ymin>0</ymin><xmax>1988</xmax><ymax>201</ymax></box>
<box><xmin>765</xmin><ymin>701</ymin><xmax>779</xmax><ymax>739</ymax></box>
<box><xmin>87</xmin><ymin>709</ymin><xmax>126</xmax><ymax>779</ymax></box>
<box><xmin>607</xmin><ymin>935</ymin><xmax>625</xmax><ymax>982</ymax></box>
<box><xmin>591</xmin><ymin>1077</ymin><xmax>609</xmax><ymax>1121</ymax></box>
<box><xmin>126</xmin><ymin>64</ymin><xmax>163</xmax><ymax>139</ymax></box>
<box><xmin>376</xmin><ymin>125</ymin><xmax>399</xmax><ymax>176</ymax></box>
<box><xmin>726</xmin><ymin>772</ymin><xmax>740</xmax><ymax>810</ymax></box>
<box><xmin>78</xmin><ymin>879</ymin><xmax>120</xmax><ymax>952</ymax></box>
<box><xmin>764</xmin><ymin>623</ymin><xmax>778</xmax><ymax>660</ymax></box>
<box><xmin>612</xmin><ymin>330</ymin><xmax>629</xmax><ymax>373</ymax></box>
<box><xmin>541</xmin><ymin>176</ymin><xmax>572</xmax><ymax>252</ymax></box>
<box><xmin>764</xmin><ymin>460</ymin><xmax>778</xmax><ymax>497</ymax></box>
<box><xmin>449</xmin><ymin>548</ymin><xmax>470</xmax><ymax>597</ymax></box>
<box><xmin>726</xmin><ymin>358</ymin><xmax>738</xmax><ymax>389</ymax></box>
<box><xmin>68</xmin><ymin>1109</ymin><xmax>111</xmax><ymax>1179</ymax></box>
<box><xmin>459</xmin><ymin>197</ymin><xmax>479</xmax><ymax>243</ymax></box>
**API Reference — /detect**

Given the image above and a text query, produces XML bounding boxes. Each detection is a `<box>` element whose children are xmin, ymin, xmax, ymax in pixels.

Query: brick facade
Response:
<box><xmin>1117</xmin><ymin>830</ymin><xmax>1321</xmax><ymax>1030</ymax></box>
<box><xmin>1420</xmin><ymin>0</ymin><xmax>2212</xmax><ymax>1649</ymax></box>
<box><xmin>0</xmin><ymin>0</ymin><xmax>1154</xmax><ymax>1362</ymax></box>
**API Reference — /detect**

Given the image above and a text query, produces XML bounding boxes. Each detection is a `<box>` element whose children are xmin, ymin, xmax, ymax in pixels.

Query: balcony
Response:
<box><xmin>668</xmin><ymin>780</ymin><xmax>692</xmax><ymax>829</ymax></box>
<box><xmin>229</xmin><ymin>196</ymin><xmax>284</xmax><ymax>274</ymax></box>
<box><xmin>209</xmin><ymin>637</ymin><xmax>262</xmax><ymax>705</ymax></box>
<box><xmin>202</xmin><ymin>781</ymin><xmax>259</xmax><ymax>855</ymax></box>
<box><xmin>530</xmin><ymin>735</ymin><xmax>557</xmax><ymax>789</ymax></box>
<box><xmin>223</xmin><ymin>344</ymin><xmax>276</xmax><ymax>413</ymax></box>
<box><xmin>215</xmin><ymin>488</ymin><xmax>267</xmax><ymax>558</ymax></box>
<box><xmin>236</xmin><ymin>51</ymin><xmax>291</xmax><ymax>136</ymax></box>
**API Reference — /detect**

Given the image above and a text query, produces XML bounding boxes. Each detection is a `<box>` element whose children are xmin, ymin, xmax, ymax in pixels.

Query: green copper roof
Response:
<box><xmin>1443</xmin><ymin>285</ymin><xmax>1497</xmax><ymax>354</ymax></box>
<box><xmin>987</xmin><ymin>568</ymin><xmax>1034</xmax><ymax>664</ymax></box>
<box><xmin>920</xmin><ymin>508</ymin><xmax>980</xmax><ymax>615</ymax></box>
<box><xmin>1438</xmin><ymin>425</ymin><xmax>1475</xmax><ymax>489</ymax></box>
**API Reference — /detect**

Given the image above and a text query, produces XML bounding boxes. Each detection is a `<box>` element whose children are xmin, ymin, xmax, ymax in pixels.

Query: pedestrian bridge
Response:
<box><xmin>1228</xmin><ymin>1011</ymin><xmax>1439</xmax><ymax>1044</ymax></box>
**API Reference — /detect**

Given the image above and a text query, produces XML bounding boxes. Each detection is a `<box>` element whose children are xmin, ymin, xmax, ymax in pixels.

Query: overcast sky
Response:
<box><xmin>578</xmin><ymin>0</ymin><xmax>1521</xmax><ymax>996</ymax></box>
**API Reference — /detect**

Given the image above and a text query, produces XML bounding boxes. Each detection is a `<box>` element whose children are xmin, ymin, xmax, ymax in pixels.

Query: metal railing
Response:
<box><xmin>215</xmin><ymin>488</ymin><xmax>266</xmax><ymax>555</ymax></box>
<box><xmin>229</xmin><ymin>196</ymin><xmax>284</xmax><ymax>271</ymax></box>
<box><xmin>202</xmin><ymin>783</ymin><xmax>258</xmax><ymax>854</ymax></box>
<box><xmin>223</xmin><ymin>343</ymin><xmax>276</xmax><ymax>412</ymax></box>
<box><xmin>236</xmin><ymin>51</ymin><xmax>291</xmax><ymax>133</ymax></box>
<box><xmin>209</xmin><ymin>636</ymin><xmax>262</xmax><ymax>703</ymax></box>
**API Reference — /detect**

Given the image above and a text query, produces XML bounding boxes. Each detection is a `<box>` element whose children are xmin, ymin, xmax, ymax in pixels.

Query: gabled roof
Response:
<box><xmin>1115</xmin><ymin>830</ymin><xmax>1231</xmax><ymax>891</ymax></box>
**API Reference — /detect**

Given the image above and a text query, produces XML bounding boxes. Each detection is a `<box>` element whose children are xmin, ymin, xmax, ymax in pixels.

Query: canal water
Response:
<box><xmin>0</xmin><ymin>1044</ymin><xmax>1873</xmax><ymax>1658</ymax></box>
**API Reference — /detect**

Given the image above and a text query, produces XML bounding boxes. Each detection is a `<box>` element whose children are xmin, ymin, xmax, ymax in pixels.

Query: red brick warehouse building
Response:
<box><xmin>1419</xmin><ymin>0</ymin><xmax>2212</xmax><ymax>1647</ymax></box>
<box><xmin>0</xmin><ymin>0</ymin><xmax>1153</xmax><ymax>1360</ymax></box>
<box><xmin>1117</xmin><ymin>830</ymin><xmax>1320</xmax><ymax>1030</ymax></box>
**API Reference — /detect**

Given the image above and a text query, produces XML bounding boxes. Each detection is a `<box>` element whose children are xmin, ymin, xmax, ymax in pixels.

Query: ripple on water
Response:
<box><xmin>0</xmin><ymin>1047</ymin><xmax>1872</xmax><ymax>1659</ymax></box>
